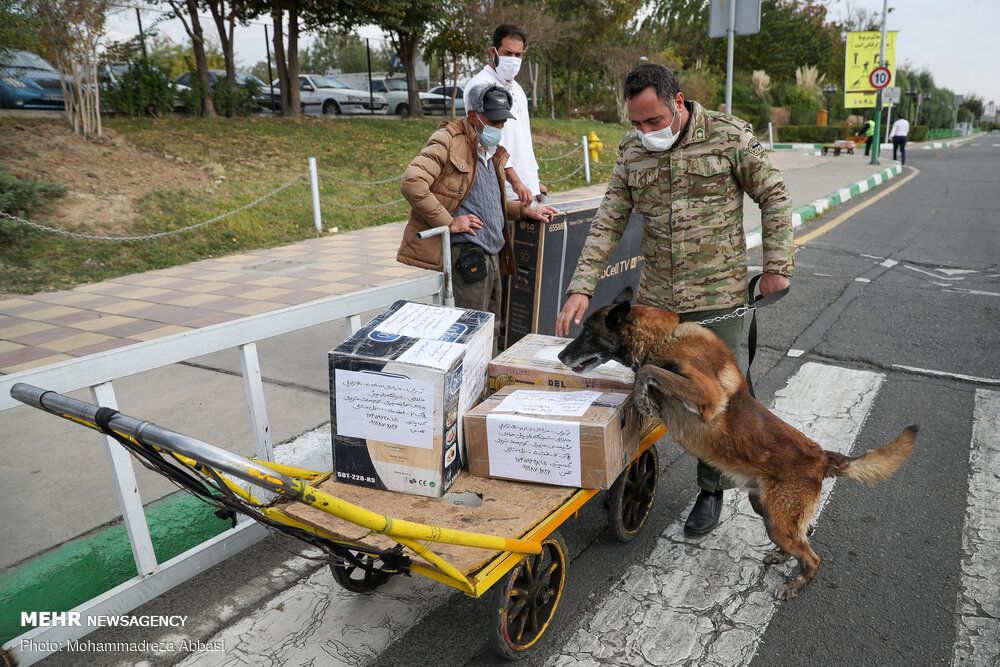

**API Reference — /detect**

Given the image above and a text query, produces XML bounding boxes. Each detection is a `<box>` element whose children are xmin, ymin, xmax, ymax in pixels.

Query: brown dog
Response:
<box><xmin>558</xmin><ymin>288</ymin><xmax>917</xmax><ymax>600</ymax></box>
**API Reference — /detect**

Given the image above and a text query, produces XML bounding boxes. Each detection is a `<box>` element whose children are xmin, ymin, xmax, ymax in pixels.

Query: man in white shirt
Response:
<box><xmin>889</xmin><ymin>112</ymin><xmax>910</xmax><ymax>164</ymax></box>
<box><xmin>464</xmin><ymin>24</ymin><xmax>547</xmax><ymax>206</ymax></box>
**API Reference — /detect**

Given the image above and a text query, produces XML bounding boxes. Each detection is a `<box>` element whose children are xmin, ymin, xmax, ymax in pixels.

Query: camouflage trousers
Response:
<box><xmin>678</xmin><ymin>304</ymin><xmax>745</xmax><ymax>493</ymax></box>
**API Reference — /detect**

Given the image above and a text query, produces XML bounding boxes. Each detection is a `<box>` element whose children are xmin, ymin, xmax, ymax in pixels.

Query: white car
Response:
<box><xmin>272</xmin><ymin>74</ymin><xmax>387</xmax><ymax>115</ymax></box>
<box><xmin>369</xmin><ymin>77</ymin><xmax>442</xmax><ymax>116</ymax></box>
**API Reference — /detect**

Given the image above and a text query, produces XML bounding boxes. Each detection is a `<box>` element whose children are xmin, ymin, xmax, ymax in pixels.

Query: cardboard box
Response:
<box><xmin>489</xmin><ymin>333</ymin><xmax>634</xmax><ymax>393</ymax></box>
<box><xmin>503</xmin><ymin>198</ymin><xmax>645</xmax><ymax>348</ymax></box>
<box><xmin>329</xmin><ymin>301</ymin><xmax>493</xmax><ymax>497</ymax></box>
<box><xmin>464</xmin><ymin>386</ymin><xmax>641</xmax><ymax>490</ymax></box>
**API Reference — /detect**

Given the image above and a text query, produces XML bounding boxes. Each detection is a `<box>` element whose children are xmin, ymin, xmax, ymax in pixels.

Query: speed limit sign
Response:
<box><xmin>869</xmin><ymin>66</ymin><xmax>891</xmax><ymax>89</ymax></box>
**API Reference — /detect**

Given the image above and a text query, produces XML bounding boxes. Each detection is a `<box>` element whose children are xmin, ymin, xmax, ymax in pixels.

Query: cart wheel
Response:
<box><xmin>607</xmin><ymin>445</ymin><xmax>659</xmax><ymax>542</ymax></box>
<box><xmin>329</xmin><ymin>551</ymin><xmax>391</xmax><ymax>593</ymax></box>
<box><xmin>489</xmin><ymin>533</ymin><xmax>567</xmax><ymax>660</ymax></box>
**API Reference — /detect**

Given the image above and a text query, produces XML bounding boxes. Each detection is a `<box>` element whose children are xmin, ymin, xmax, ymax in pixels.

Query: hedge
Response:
<box><xmin>908</xmin><ymin>125</ymin><xmax>929</xmax><ymax>142</ymax></box>
<box><xmin>775</xmin><ymin>125</ymin><xmax>844</xmax><ymax>143</ymax></box>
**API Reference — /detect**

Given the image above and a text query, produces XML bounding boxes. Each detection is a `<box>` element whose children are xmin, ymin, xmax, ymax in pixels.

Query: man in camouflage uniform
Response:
<box><xmin>556</xmin><ymin>63</ymin><xmax>794</xmax><ymax>537</ymax></box>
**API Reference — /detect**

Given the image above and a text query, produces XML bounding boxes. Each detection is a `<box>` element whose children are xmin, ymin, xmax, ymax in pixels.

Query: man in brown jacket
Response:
<box><xmin>398</xmin><ymin>84</ymin><xmax>558</xmax><ymax>350</ymax></box>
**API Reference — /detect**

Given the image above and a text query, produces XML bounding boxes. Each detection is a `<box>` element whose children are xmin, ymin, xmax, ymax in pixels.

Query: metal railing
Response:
<box><xmin>0</xmin><ymin>273</ymin><xmax>444</xmax><ymax>665</ymax></box>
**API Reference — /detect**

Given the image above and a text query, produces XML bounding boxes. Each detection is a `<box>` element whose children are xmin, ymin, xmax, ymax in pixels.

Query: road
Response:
<box><xmin>30</xmin><ymin>138</ymin><xmax>999</xmax><ymax>667</ymax></box>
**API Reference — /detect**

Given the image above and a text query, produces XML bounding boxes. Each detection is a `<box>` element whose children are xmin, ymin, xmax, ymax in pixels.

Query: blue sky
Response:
<box><xmin>831</xmin><ymin>0</ymin><xmax>1000</xmax><ymax>104</ymax></box>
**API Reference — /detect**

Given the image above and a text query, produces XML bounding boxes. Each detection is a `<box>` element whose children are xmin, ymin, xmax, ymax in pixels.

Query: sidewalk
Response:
<box><xmin>0</xmin><ymin>149</ymin><xmax>905</xmax><ymax>376</ymax></box>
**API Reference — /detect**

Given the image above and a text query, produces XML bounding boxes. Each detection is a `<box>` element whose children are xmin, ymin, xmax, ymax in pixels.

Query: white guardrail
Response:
<box><xmin>0</xmin><ymin>274</ymin><xmax>444</xmax><ymax>665</ymax></box>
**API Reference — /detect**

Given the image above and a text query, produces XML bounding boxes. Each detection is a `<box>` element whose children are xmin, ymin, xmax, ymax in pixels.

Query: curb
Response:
<box><xmin>745</xmin><ymin>163</ymin><xmax>903</xmax><ymax>249</ymax></box>
<box><xmin>0</xmin><ymin>493</ymin><xmax>230</xmax><ymax>645</ymax></box>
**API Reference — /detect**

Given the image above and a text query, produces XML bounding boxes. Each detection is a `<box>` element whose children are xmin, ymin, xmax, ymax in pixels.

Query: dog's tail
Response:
<box><xmin>823</xmin><ymin>425</ymin><xmax>918</xmax><ymax>485</ymax></box>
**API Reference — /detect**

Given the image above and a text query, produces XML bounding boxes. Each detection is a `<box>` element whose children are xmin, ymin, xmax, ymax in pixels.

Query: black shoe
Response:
<box><xmin>684</xmin><ymin>489</ymin><xmax>724</xmax><ymax>536</ymax></box>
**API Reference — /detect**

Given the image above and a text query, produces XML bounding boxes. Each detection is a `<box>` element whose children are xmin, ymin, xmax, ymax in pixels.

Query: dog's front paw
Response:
<box><xmin>774</xmin><ymin>577</ymin><xmax>807</xmax><ymax>600</ymax></box>
<box><xmin>763</xmin><ymin>549</ymin><xmax>792</xmax><ymax>565</ymax></box>
<box><xmin>633</xmin><ymin>368</ymin><xmax>659</xmax><ymax>417</ymax></box>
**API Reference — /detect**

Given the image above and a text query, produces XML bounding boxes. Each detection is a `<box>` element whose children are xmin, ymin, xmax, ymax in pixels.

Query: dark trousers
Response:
<box><xmin>677</xmin><ymin>305</ymin><xmax>745</xmax><ymax>492</ymax></box>
<box><xmin>892</xmin><ymin>136</ymin><xmax>907</xmax><ymax>163</ymax></box>
<box><xmin>864</xmin><ymin>135</ymin><xmax>874</xmax><ymax>156</ymax></box>
<box><xmin>451</xmin><ymin>246</ymin><xmax>502</xmax><ymax>357</ymax></box>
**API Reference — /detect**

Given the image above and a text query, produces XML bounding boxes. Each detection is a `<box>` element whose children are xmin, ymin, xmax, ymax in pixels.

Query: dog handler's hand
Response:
<box><xmin>556</xmin><ymin>293</ymin><xmax>590</xmax><ymax>337</ymax></box>
<box><xmin>758</xmin><ymin>272</ymin><xmax>790</xmax><ymax>297</ymax></box>
<box><xmin>450</xmin><ymin>214</ymin><xmax>483</xmax><ymax>236</ymax></box>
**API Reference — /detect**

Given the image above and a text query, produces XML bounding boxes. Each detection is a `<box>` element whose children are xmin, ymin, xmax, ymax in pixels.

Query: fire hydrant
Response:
<box><xmin>588</xmin><ymin>131</ymin><xmax>603</xmax><ymax>163</ymax></box>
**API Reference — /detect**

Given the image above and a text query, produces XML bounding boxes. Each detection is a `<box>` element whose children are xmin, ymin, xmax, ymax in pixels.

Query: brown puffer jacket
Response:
<box><xmin>397</xmin><ymin>118</ymin><xmax>523</xmax><ymax>275</ymax></box>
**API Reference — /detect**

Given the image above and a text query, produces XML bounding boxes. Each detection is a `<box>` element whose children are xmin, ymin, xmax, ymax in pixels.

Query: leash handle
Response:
<box><xmin>745</xmin><ymin>274</ymin><xmax>789</xmax><ymax>398</ymax></box>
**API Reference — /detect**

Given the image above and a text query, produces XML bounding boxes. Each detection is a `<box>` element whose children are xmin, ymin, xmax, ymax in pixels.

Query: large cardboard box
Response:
<box><xmin>503</xmin><ymin>198</ymin><xmax>645</xmax><ymax>348</ymax></box>
<box><xmin>464</xmin><ymin>386</ymin><xmax>641</xmax><ymax>490</ymax></box>
<box><xmin>329</xmin><ymin>301</ymin><xmax>493</xmax><ymax>497</ymax></box>
<box><xmin>489</xmin><ymin>333</ymin><xmax>634</xmax><ymax>393</ymax></box>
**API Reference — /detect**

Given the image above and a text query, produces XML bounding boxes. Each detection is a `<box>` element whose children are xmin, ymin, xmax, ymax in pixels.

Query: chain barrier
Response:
<box><xmin>321</xmin><ymin>197</ymin><xmax>407</xmax><ymax>210</ymax></box>
<box><xmin>537</xmin><ymin>144</ymin><xmax>583</xmax><ymax>161</ymax></box>
<box><xmin>318</xmin><ymin>170</ymin><xmax>403</xmax><ymax>186</ymax></box>
<box><xmin>542</xmin><ymin>163</ymin><xmax>585</xmax><ymax>184</ymax></box>
<box><xmin>0</xmin><ymin>175</ymin><xmax>305</xmax><ymax>242</ymax></box>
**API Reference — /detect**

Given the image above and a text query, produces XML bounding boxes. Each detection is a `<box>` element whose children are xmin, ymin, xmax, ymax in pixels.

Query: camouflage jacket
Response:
<box><xmin>566</xmin><ymin>100</ymin><xmax>794</xmax><ymax>313</ymax></box>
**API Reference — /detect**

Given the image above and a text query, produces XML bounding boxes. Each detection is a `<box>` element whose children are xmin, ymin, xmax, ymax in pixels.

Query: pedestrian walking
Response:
<box><xmin>890</xmin><ymin>112</ymin><xmax>910</xmax><ymax>164</ymax></box>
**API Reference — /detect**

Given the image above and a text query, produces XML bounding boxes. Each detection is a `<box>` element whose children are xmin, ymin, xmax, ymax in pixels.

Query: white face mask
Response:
<box><xmin>493</xmin><ymin>52</ymin><xmax>522</xmax><ymax>81</ymax></box>
<box><xmin>638</xmin><ymin>105</ymin><xmax>682</xmax><ymax>152</ymax></box>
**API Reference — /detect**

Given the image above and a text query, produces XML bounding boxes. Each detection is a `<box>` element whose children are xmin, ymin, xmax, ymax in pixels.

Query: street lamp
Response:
<box><xmin>906</xmin><ymin>88</ymin><xmax>919</xmax><ymax>122</ymax></box>
<box><xmin>822</xmin><ymin>83</ymin><xmax>838</xmax><ymax>118</ymax></box>
<box><xmin>916</xmin><ymin>91</ymin><xmax>931</xmax><ymax>126</ymax></box>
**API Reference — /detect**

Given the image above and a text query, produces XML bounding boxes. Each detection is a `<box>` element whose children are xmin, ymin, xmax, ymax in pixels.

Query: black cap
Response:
<box><xmin>481</xmin><ymin>88</ymin><xmax>516</xmax><ymax>121</ymax></box>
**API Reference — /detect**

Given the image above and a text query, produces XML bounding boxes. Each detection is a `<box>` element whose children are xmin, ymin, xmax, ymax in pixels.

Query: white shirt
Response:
<box><xmin>890</xmin><ymin>118</ymin><xmax>910</xmax><ymax>139</ymax></box>
<box><xmin>464</xmin><ymin>65</ymin><xmax>541</xmax><ymax>199</ymax></box>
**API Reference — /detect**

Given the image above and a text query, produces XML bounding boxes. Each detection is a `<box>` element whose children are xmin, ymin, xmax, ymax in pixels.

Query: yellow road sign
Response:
<box><xmin>845</xmin><ymin>31</ymin><xmax>897</xmax><ymax>108</ymax></box>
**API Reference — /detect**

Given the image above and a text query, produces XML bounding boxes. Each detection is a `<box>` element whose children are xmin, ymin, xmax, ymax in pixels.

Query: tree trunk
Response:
<box><xmin>396</xmin><ymin>33</ymin><xmax>422</xmax><ymax>118</ymax></box>
<box><xmin>286</xmin><ymin>3</ymin><xmax>300</xmax><ymax>115</ymax></box>
<box><xmin>546</xmin><ymin>60</ymin><xmax>555</xmax><ymax>119</ymax></box>
<box><xmin>529</xmin><ymin>60</ymin><xmax>538</xmax><ymax>111</ymax></box>
<box><xmin>180</xmin><ymin>0</ymin><xmax>216</xmax><ymax>117</ymax></box>
<box><xmin>271</xmin><ymin>3</ymin><xmax>290</xmax><ymax>115</ymax></box>
<box><xmin>565</xmin><ymin>54</ymin><xmax>574</xmax><ymax>118</ymax></box>
<box><xmin>208</xmin><ymin>0</ymin><xmax>236</xmax><ymax>116</ymax></box>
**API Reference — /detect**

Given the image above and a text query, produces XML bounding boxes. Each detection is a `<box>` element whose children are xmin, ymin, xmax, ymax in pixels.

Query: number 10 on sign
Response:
<box><xmin>869</xmin><ymin>67</ymin><xmax>891</xmax><ymax>89</ymax></box>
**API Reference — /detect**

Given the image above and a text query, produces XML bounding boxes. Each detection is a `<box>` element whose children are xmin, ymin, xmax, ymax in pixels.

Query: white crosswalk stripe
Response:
<box><xmin>951</xmin><ymin>389</ymin><xmax>1000</xmax><ymax>666</ymax></box>
<box><xmin>546</xmin><ymin>362</ymin><xmax>884</xmax><ymax>666</ymax></box>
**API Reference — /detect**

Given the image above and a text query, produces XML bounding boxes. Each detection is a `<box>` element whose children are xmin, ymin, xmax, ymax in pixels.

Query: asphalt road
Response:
<box><xmin>27</xmin><ymin>137</ymin><xmax>999</xmax><ymax>667</ymax></box>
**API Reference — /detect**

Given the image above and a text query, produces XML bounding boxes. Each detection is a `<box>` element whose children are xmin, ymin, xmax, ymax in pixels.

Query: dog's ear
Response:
<box><xmin>606</xmin><ymin>299</ymin><xmax>631</xmax><ymax>328</ymax></box>
<box><xmin>613</xmin><ymin>286</ymin><xmax>634</xmax><ymax>305</ymax></box>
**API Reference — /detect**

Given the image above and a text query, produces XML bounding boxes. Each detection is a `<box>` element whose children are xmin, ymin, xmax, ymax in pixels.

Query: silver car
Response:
<box><xmin>272</xmin><ymin>74</ymin><xmax>388</xmax><ymax>115</ymax></box>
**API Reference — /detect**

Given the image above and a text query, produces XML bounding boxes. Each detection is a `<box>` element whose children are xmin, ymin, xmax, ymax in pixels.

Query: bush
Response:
<box><xmin>102</xmin><ymin>62</ymin><xmax>174</xmax><ymax>117</ymax></box>
<box><xmin>0</xmin><ymin>166</ymin><xmax>67</xmax><ymax>239</ymax></box>
<box><xmin>178</xmin><ymin>72</ymin><xmax>260</xmax><ymax>117</ymax></box>
<box><xmin>775</xmin><ymin>125</ymin><xmax>844</xmax><ymax>143</ymax></box>
<box><xmin>781</xmin><ymin>86</ymin><xmax>820</xmax><ymax>126</ymax></box>
<box><xmin>909</xmin><ymin>125</ymin><xmax>929</xmax><ymax>142</ymax></box>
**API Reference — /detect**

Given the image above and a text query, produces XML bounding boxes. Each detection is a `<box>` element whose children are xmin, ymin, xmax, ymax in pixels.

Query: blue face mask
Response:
<box><xmin>475</xmin><ymin>114</ymin><xmax>503</xmax><ymax>147</ymax></box>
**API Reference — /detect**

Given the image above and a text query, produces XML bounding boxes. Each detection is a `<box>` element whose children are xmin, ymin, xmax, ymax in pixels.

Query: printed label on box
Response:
<box><xmin>493</xmin><ymin>389</ymin><xmax>602</xmax><ymax>417</ymax></box>
<box><xmin>374</xmin><ymin>302</ymin><xmax>463</xmax><ymax>340</ymax></box>
<box><xmin>486</xmin><ymin>414</ymin><xmax>581</xmax><ymax>486</ymax></box>
<box><xmin>334</xmin><ymin>369</ymin><xmax>434</xmax><ymax>449</ymax></box>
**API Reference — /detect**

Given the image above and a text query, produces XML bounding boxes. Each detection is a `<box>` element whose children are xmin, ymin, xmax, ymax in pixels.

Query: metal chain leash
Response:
<box><xmin>537</xmin><ymin>144</ymin><xmax>583</xmax><ymax>162</ymax></box>
<box><xmin>318</xmin><ymin>170</ymin><xmax>403</xmax><ymax>186</ymax></box>
<box><xmin>0</xmin><ymin>174</ymin><xmax>304</xmax><ymax>242</ymax></box>
<box><xmin>321</xmin><ymin>197</ymin><xmax>407</xmax><ymax>210</ymax></box>
<box><xmin>696</xmin><ymin>305</ymin><xmax>753</xmax><ymax>326</ymax></box>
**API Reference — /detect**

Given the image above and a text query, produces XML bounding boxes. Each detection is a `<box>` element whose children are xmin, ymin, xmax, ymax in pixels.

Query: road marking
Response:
<box><xmin>548</xmin><ymin>362</ymin><xmax>884</xmax><ymax>666</ymax></box>
<box><xmin>952</xmin><ymin>389</ymin><xmax>1000</xmax><ymax>666</ymax></box>
<box><xmin>904</xmin><ymin>264</ymin><xmax>966</xmax><ymax>280</ymax></box>
<box><xmin>794</xmin><ymin>167</ymin><xmax>920</xmax><ymax>246</ymax></box>
<box><xmin>893</xmin><ymin>364</ymin><xmax>1000</xmax><ymax>385</ymax></box>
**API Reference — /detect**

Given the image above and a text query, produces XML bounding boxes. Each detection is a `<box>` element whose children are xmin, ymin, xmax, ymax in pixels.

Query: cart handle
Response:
<box><xmin>416</xmin><ymin>225</ymin><xmax>455</xmax><ymax>307</ymax></box>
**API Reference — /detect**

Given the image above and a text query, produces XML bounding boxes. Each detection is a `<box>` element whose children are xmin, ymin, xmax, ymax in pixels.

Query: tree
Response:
<box><xmin>300</xmin><ymin>29</ymin><xmax>391</xmax><ymax>75</ymax></box>
<box><xmin>0</xmin><ymin>0</ymin><xmax>42</xmax><ymax>55</ymax></box>
<box><xmin>204</xmin><ymin>0</ymin><xmax>243</xmax><ymax>115</ymax></box>
<box><xmin>38</xmin><ymin>0</ymin><xmax>108</xmax><ymax>137</ymax></box>
<box><xmin>163</xmin><ymin>0</ymin><xmax>217</xmax><ymax>116</ymax></box>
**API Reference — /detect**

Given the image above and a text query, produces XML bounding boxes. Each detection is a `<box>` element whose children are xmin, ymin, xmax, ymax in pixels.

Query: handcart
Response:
<box><xmin>10</xmin><ymin>382</ymin><xmax>664</xmax><ymax>660</ymax></box>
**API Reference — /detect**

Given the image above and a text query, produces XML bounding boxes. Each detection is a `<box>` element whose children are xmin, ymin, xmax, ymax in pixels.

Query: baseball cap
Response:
<box><xmin>481</xmin><ymin>88</ymin><xmax>516</xmax><ymax>121</ymax></box>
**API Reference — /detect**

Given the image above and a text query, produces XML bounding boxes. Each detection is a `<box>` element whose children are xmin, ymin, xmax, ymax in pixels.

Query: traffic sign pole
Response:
<box><xmin>872</xmin><ymin>0</ymin><xmax>889</xmax><ymax>165</ymax></box>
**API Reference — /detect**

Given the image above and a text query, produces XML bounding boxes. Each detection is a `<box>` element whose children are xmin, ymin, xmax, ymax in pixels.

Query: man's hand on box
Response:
<box><xmin>524</xmin><ymin>205</ymin><xmax>558</xmax><ymax>223</ymax></box>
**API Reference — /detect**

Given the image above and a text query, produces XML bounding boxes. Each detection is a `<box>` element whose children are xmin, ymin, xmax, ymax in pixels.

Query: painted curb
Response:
<box><xmin>0</xmin><ymin>493</ymin><xmax>230</xmax><ymax>644</ymax></box>
<box><xmin>745</xmin><ymin>163</ymin><xmax>903</xmax><ymax>250</ymax></box>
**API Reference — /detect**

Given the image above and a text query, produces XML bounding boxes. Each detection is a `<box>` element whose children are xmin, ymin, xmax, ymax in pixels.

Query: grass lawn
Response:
<box><xmin>0</xmin><ymin>113</ymin><xmax>626</xmax><ymax>295</ymax></box>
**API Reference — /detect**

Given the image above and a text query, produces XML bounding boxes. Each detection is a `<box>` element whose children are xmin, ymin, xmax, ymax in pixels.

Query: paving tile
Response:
<box><xmin>303</xmin><ymin>282</ymin><xmax>353</xmax><ymax>295</ymax></box>
<box><xmin>92</xmin><ymin>300</ymin><xmax>150</xmax><ymax>315</ymax></box>
<box><xmin>113</xmin><ymin>287</ymin><xmax>173</xmax><ymax>300</ymax></box>
<box><xmin>0</xmin><ymin>298</ymin><xmax>37</xmax><ymax>311</ymax></box>
<box><xmin>180</xmin><ymin>312</ymin><xmax>243</xmax><ymax>328</ymax></box>
<box><xmin>39</xmin><ymin>332</ymin><xmax>115</xmax><ymax>353</ymax></box>
<box><xmin>164</xmin><ymin>293</ymin><xmax>228</xmax><ymax>308</ymax></box>
<box><xmin>245</xmin><ymin>276</ymin><xmax>301</xmax><ymax>287</ymax></box>
<box><xmin>2</xmin><ymin>353</ymin><xmax>73</xmax><ymax>374</ymax></box>
<box><xmin>0</xmin><ymin>340</ymin><xmax>24</xmax><ymax>354</ymax></box>
<box><xmin>267</xmin><ymin>290</ymin><xmax>324</xmax><ymax>306</ymax></box>
<box><xmin>181</xmin><ymin>281</ymin><xmax>242</xmax><ymax>294</ymax></box>
<box><xmin>127</xmin><ymin>304</ymin><xmax>219</xmax><ymax>325</ymax></box>
<box><xmin>69</xmin><ymin>314</ymin><xmax>139</xmax><ymax>332</ymax></box>
<box><xmin>7</xmin><ymin>325</ymin><xmax>81</xmax><ymax>346</ymax></box>
<box><xmin>190</xmin><ymin>296</ymin><xmax>256</xmax><ymax>312</ymax></box>
<box><xmin>236</xmin><ymin>287</ymin><xmax>294</xmax><ymax>301</ymax></box>
<box><xmin>0</xmin><ymin>301</ymin><xmax>55</xmax><ymax>317</ymax></box>
<box><xmin>0</xmin><ymin>345</ymin><xmax>60</xmax><ymax>368</ymax></box>
<box><xmin>16</xmin><ymin>305</ymin><xmax>86</xmax><ymax>322</ymax></box>
<box><xmin>128</xmin><ymin>325</ymin><xmax>192</xmax><ymax>341</ymax></box>
<box><xmin>69</xmin><ymin>338</ymin><xmax>138</xmax><ymax>357</ymax></box>
<box><xmin>99</xmin><ymin>319</ymin><xmax>165</xmax><ymax>338</ymax></box>
<box><xmin>48</xmin><ymin>310</ymin><xmax>104</xmax><ymax>326</ymax></box>
<box><xmin>227</xmin><ymin>301</ymin><xmax>284</xmax><ymax>316</ymax></box>
<box><xmin>0</xmin><ymin>319</ymin><xmax>52</xmax><ymax>338</ymax></box>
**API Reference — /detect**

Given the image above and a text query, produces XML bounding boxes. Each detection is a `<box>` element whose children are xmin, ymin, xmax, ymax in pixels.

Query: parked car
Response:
<box><xmin>269</xmin><ymin>74</ymin><xmax>387</xmax><ymax>115</ymax></box>
<box><xmin>424</xmin><ymin>85</ymin><xmax>466</xmax><ymax>116</ymax></box>
<box><xmin>173</xmin><ymin>70</ymin><xmax>271</xmax><ymax>111</ymax></box>
<box><xmin>368</xmin><ymin>77</ymin><xmax>441</xmax><ymax>116</ymax></box>
<box><xmin>0</xmin><ymin>50</ymin><xmax>65</xmax><ymax>110</ymax></box>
